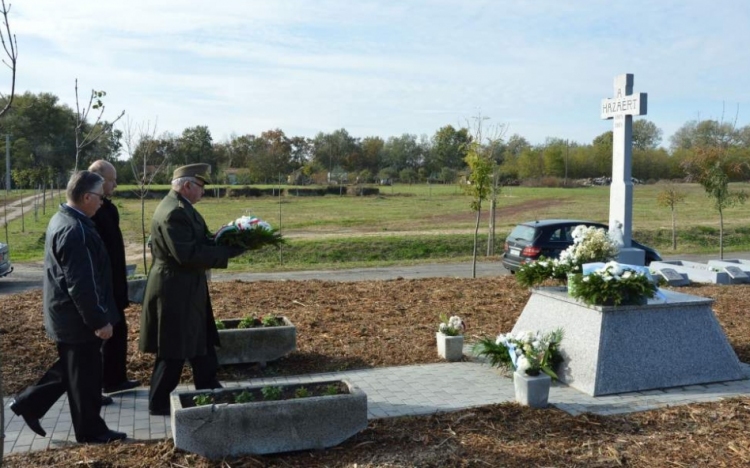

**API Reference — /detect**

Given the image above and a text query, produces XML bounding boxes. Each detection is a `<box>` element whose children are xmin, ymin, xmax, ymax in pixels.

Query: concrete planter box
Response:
<box><xmin>215</xmin><ymin>317</ymin><xmax>296</xmax><ymax>366</ymax></box>
<box><xmin>170</xmin><ymin>379</ymin><xmax>368</xmax><ymax>459</ymax></box>
<box><xmin>436</xmin><ymin>332</ymin><xmax>464</xmax><ymax>361</ymax></box>
<box><xmin>512</xmin><ymin>287</ymin><xmax>744</xmax><ymax>396</ymax></box>
<box><xmin>127</xmin><ymin>278</ymin><xmax>147</xmax><ymax>304</ymax></box>
<box><xmin>514</xmin><ymin>371</ymin><xmax>551</xmax><ymax>408</ymax></box>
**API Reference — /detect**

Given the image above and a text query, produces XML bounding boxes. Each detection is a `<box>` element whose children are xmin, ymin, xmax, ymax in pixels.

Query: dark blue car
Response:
<box><xmin>501</xmin><ymin>219</ymin><xmax>661</xmax><ymax>272</ymax></box>
<box><xmin>0</xmin><ymin>242</ymin><xmax>12</xmax><ymax>277</ymax></box>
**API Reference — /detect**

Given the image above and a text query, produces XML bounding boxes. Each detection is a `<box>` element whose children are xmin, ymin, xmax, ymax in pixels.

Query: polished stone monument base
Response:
<box><xmin>512</xmin><ymin>288</ymin><xmax>745</xmax><ymax>396</ymax></box>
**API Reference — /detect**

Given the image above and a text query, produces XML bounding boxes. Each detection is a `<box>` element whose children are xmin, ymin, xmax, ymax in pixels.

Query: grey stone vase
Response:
<box><xmin>436</xmin><ymin>332</ymin><xmax>464</xmax><ymax>361</ymax></box>
<box><xmin>513</xmin><ymin>371</ymin><xmax>551</xmax><ymax>408</ymax></box>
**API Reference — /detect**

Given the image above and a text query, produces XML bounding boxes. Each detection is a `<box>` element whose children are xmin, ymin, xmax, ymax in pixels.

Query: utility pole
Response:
<box><xmin>563</xmin><ymin>140</ymin><xmax>570</xmax><ymax>187</ymax></box>
<box><xmin>5</xmin><ymin>134</ymin><xmax>9</xmax><ymax>193</ymax></box>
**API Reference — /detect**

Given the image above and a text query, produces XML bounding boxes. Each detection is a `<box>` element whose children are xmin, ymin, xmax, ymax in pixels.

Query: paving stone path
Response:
<box><xmin>5</xmin><ymin>356</ymin><xmax>750</xmax><ymax>455</ymax></box>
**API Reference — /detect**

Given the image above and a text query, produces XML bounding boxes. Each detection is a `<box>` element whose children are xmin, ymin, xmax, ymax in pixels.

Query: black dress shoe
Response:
<box><xmin>101</xmin><ymin>395</ymin><xmax>114</xmax><ymax>406</ymax></box>
<box><xmin>9</xmin><ymin>400</ymin><xmax>47</xmax><ymax>437</ymax></box>
<box><xmin>77</xmin><ymin>429</ymin><xmax>127</xmax><ymax>444</ymax></box>
<box><xmin>149</xmin><ymin>407</ymin><xmax>170</xmax><ymax>416</ymax></box>
<box><xmin>103</xmin><ymin>379</ymin><xmax>140</xmax><ymax>394</ymax></box>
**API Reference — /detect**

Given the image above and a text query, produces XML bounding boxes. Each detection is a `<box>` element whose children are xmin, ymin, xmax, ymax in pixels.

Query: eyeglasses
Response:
<box><xmin>87</xmin><ymin>192</ymin><xmax>105</xmax><ymax>200</ymax></box>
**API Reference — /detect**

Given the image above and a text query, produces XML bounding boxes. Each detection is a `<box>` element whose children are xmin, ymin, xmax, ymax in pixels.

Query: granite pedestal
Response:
<box><xmin>512</xmin><ymin>288</ymin><xmax>744</xmax><ymax>396</ymax></box>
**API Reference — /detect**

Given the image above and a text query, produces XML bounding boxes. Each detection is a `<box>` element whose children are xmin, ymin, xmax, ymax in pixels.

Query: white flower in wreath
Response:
<box><xmin>605</xmin><ymin>261</ymin><xmax>624</xmax><ymax>276</ymax></box>
<box><xmin>234</xmin><ymin>216</ymin><xmax>273</xmax><ymax>232</ymax></box>
<box><xmin>559</xmin><ymin>245</ymin><xmax>581</xmax><ymax>264</ymax></box>
<box><xmin>516</xmin><ymin>355</ymin><xmax>530</xmax><ymax>373</ymax></box>
<box><xmin>448</xmin><ymin>316</ymin><xmax>464</xmax><ymax>330</ymax></box>
<box><xmin>571</xmin><ymin>225</ymin><xmax>588</xmax><ymax>243</ymax></box>
<box><xmin>516</xmin><ymin>330</ymin><xmax>534</xmax><ymax>343</ymax></box>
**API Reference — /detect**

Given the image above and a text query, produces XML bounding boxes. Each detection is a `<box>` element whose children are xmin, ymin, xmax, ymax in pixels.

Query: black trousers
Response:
<box><xmin>148</xmin><ymin>347</ymin><xmax>222</xmax><ymax>412</ymax></box>
<box><xmin>101</xmin><ymin>313</ymin><xmax>128</xmax><ymax>388</ymax></box>
<box><xmin>13</xmin><ymin>340</ymin><xmax>109</xmax><ymax>440</ymax></box>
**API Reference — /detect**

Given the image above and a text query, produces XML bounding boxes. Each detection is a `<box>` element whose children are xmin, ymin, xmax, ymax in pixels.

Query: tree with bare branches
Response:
<box><xmin>656</xmin><ymin>182</ymin><xmax>687</xmax><ymax>250</ymax></box>
<box><xmin>121</xmin><ymin>118</ymin><xmax>169</xmax><ymax>275</ymax></box>
<box><xmin>463</xmin><ymin>113</ymin><xmax>506</xmax><ymax>278</ymax></box>
<box><xmin>0</xmin><ymin>1</ymin><xmax>17</xmax><ymax>463</ymax></box>
<box><xmin>73</xmin><ymin>79</ymin><xmax>125</xmax><ymax>171</ymax></box>
<box><xmin>0</xmin><ymin>0</ymin><xmax>15</xmax><ymax>119</ymax></box>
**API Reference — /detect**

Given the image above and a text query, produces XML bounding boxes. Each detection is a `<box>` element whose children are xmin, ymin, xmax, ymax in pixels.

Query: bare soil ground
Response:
<box><xmin>3</xmin><ymin>277</ymin><xmax>750</xmax><ymax>467</ymax></box>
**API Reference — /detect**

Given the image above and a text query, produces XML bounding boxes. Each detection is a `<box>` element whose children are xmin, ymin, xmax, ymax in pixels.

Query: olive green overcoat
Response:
<box><xmin>139</xmin><ymin>190</ymin><xmax>230</xmax><ymax>359</ymax></box>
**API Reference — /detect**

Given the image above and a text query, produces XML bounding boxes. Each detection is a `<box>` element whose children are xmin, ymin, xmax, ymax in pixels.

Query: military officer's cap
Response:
<box><xmin>173</xmin><ymin>163</ymin><xmax>211</xmax><ymax>184</ymax></box>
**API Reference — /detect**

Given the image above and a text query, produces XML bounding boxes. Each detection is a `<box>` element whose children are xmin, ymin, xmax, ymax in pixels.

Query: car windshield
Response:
<box><xmin>508</xmin><ymin>225</ymin><xmax>536</xmax><ymax>242</ymax></box>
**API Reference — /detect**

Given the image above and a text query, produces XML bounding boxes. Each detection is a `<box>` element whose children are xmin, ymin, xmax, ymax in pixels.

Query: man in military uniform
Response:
<box><xmin>139</xmin><ymin>163</ymin><xmax>243</xmax><ymax>415</ymax></box>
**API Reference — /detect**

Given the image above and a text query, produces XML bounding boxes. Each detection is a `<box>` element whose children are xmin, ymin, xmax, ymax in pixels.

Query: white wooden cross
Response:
<box><xmin>600</xmin><ymin>73</ymin><xmax>647</xmax><ymax>265</ymax></box>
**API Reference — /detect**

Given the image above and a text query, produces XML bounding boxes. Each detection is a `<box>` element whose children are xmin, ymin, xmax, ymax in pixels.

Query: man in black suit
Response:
<box><xmin>10</xmin><ymin>171</ymin><xmax>126</xmax><ymax>444</ymax></box>
<box><xmin>89</xmin><ymin>160</ymin><xmax>140</xmax><ymax>395</ymax></box>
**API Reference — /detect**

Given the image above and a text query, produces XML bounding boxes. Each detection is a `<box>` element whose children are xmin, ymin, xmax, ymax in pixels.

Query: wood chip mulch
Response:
<box><xmin>2</xmin><ymin>277</ymin><xmax>750</xmax><ymax>467</ymax></box>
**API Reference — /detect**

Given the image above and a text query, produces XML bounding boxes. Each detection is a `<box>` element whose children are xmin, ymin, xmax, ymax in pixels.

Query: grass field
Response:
<box><xmin>4</xmin><ymin>182</ymin><xmax>750</xmax><ymax>271</ymax></box>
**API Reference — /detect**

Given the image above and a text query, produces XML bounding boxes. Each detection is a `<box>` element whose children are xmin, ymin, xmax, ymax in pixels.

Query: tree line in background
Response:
<box><xmin>2</xmin><ymin>91</ymin><xmax>750</xmax><ymax>189</ymax></box>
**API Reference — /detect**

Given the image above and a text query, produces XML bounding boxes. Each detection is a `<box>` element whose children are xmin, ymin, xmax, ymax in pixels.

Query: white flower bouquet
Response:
<box><xmin>568</xmin><ymin>261</ymin><xmax>658</xmax><ymax>306</ymax></box>
<box><xmin>437</xmin><ymin>314</ymin><xmax>465</xmax><ymax>336</ymax></box>
<box><xmin>516</xmin><ymin>225</ymin><xmax>619</xmax><ymax>288</ymax></box>
<box><xmin>473</xmin><ymin>328</ymin><xmax>564</xmax><ymax>379</ymax></box>
<box><xmin>213</xmin><ymin>215</ymin><xmax>285</xmax><ymax>250</ymax></box>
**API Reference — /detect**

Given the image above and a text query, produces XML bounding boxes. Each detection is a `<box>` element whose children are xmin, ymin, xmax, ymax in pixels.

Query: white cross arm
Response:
<box><xmin>600</xmin><ymin>93</ymin><xmax>647</xmax><ymax>120</ymax></box>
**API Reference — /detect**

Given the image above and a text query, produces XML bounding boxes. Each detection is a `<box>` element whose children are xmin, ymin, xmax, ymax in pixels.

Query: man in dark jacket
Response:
<box><xmin>139</xmin><ymin>163</ymin><xmax>243</xmax><ymax>416</ymax></box>
<box><xmin>9</xmin><ymin>171</ymin><xmax>127</xmax><ymax>444</ymax></box>
<box><xmin>89</xmin><ymin>160</ymin><xmax>140</xmax><ymax>394</ymax></box>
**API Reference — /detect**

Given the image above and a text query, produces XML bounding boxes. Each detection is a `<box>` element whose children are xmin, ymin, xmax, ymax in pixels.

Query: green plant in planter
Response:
<box><xmin>569</xmin><ymin>262</ymin><xmax>658</xmax><ymax>306</ymax></box>
<box><xmin>261</xmin><ymin>314</ymin><xmax>284</xmax><ymax>327</ymax></box>
<box><xmin>234</xmin><ymin>390</ymin><xmax>254</xmax><ymax>403</ymax></box>
<box><xmin>323</xmin><ymin>384</ymin><xmax>340</xmax><ymax>396</ymax></box>
<box><xmin>238</xmin><ymin>316</ymin><xmax>256</xmax><ymax>328</ymax></box>
<box><xmin>294</xmin><ymin>387</ymin><xmax>310</xmax><ymax>399</ymax></box>
<box><xmin>193</xmin><ymin>393</ymin><xmax>214</xmax><ymax>406</ymax></box>
<box><xmin>261</xmin><ymin>386</ymin><xmax>282</xmax><ymax>400</ymax></box>
<box><xmin>215</xmin><ymin>320</ymin><xmax>226</xmax><ymax>330</ymax></box>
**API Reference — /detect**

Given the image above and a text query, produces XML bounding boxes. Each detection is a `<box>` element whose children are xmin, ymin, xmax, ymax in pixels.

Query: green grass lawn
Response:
<box><xmin>4</xmin><ymin>183</ymin><xmax>750</xmax><ymax>270</ymax></box>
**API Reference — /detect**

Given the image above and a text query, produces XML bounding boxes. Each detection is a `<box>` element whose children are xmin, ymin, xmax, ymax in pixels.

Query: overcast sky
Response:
<box><xmin>10</xmin><ymin>0</ymin><xmax>750</xmax><ymax>148</ymax></box>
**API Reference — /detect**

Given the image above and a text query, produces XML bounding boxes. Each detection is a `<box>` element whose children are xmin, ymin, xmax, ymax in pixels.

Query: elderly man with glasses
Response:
<box><xmin>88</xmin><ymin>160</ymin><xmax>141</xmax><ymax>400</ymax></box>
<box><xmin>10</xmin><ymin>170</ymin><xmax>126</xmax><ymax>444</ymax></box>
<box><xmin>139</xmin><ymin>163</ymin><xmax>244</xmax><ymax>416</ymax></box>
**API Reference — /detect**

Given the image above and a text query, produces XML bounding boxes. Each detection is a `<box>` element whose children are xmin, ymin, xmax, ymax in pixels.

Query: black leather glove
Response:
<box><xmin>226</xmin><ymin>246</ymin><xmax>246</xmax><ymax>258</ymax></box>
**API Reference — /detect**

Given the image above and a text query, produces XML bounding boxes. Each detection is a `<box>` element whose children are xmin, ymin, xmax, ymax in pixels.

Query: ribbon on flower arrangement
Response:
<box><xmin>213</xmin><ymin>215</ymin><xmax>284</xmax><ymax>250</ymax></box>
<box><xmin>496</xmin><ymin>334</ymin><xmax>518</xmax><ymax>368</ymax></box>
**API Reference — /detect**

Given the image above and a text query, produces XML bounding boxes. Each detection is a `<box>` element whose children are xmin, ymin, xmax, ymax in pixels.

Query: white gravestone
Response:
<box><xmin>601</xmin><ymin>74</ymin><xmax>647</xmax><ymax>265</ymax></box>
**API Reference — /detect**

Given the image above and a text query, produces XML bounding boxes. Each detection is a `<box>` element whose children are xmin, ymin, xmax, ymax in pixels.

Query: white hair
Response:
<box><xmin>172</xmin><ymin>177</ymin><xmax>198</xmax><ymax>190</ymax></box>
